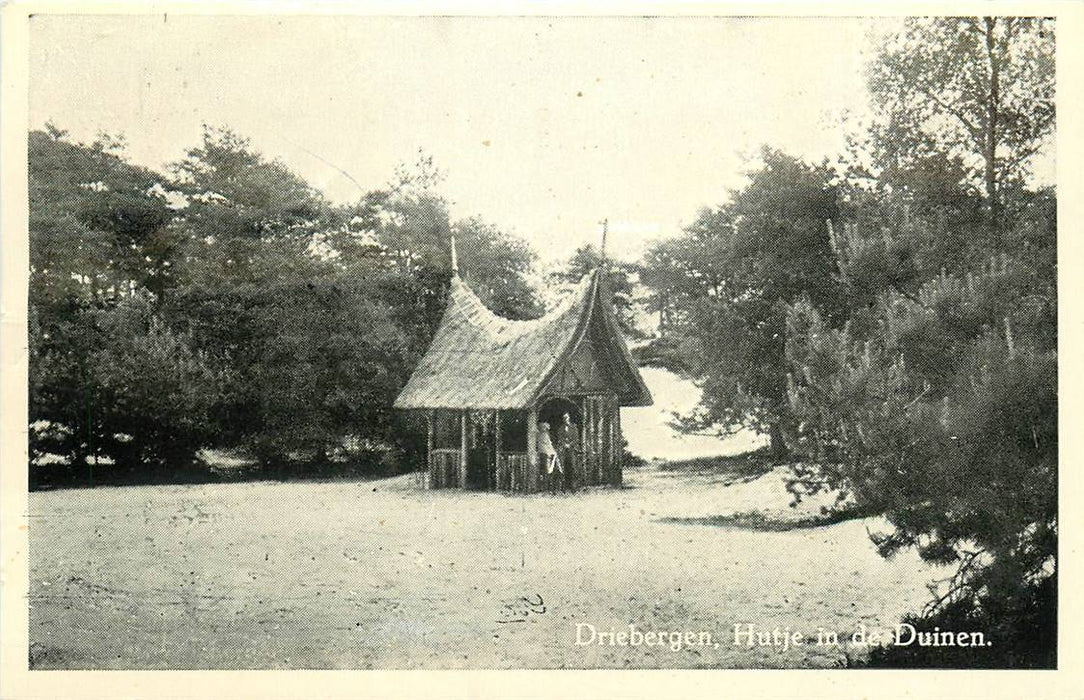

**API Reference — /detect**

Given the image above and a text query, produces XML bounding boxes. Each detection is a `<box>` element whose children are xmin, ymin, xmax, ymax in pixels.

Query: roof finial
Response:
<box><xmin>598</xmin><ymin>218</ymin><xmax>608</xmax><ymax>268</ymax></box>
<box><xmin>450</xmin><ymin>234</ymin><xmax>459</xmax><ymax>276</ymax></box>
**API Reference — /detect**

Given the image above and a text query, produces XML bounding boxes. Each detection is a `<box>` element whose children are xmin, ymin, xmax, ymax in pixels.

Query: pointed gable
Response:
<box><xmin>393</xmin><ymin>269</ymin><xmax>652</xmax><ymax>410</ymax></box>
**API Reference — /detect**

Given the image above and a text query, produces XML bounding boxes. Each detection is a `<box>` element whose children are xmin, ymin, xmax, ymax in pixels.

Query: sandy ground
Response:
<box><xmin>29</xmin><ymin>461</ymin><xmax>949</xmax><ymax>669</ymax></box>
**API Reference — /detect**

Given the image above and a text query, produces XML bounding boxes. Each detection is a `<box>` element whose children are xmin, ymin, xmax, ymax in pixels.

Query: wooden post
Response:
<box><xmin>494</xmin><ymin>410</ymin><xmax>502</xmax><ymax>491</ymax></box>
<box><xmin>579</xmin><ymin>397</ymin><xmax>588</xmax><ymax>486</ymax></box>
<box><xmin>526</xmin><ymin>405</ymin><xmax>538</xmax><ymax>493</ymax></box>
<box><xmin>589</xmin><ymin>397</ymin><xmax>598</xmax><ymax>484</ymax></box>
<box><xmin>614</xmin><ymin>402</ymin><xmax>623</xmax><ymax>485</ymax></box>
<box><xmin>580</xmin><ymin>397</ymin><xmax>589</xmax><ymax>485</ymax></box>
<box><xmin>608</xmin><ymin>397</ymin><xmax>618</xmax><ymax>485</ymax></box>
<box><xmin>426</xmin><ymin>410</ymin><xmax>435</xmax><ymax>489</ymax></box>
<box><xmin>588</xmin><ymin>397</ymin><xmax>597</xmax><ymax>485</ymax></box>
<box><xmin>611</xmin><ymin>397</ymin><xmax>618</xmax><ymax>483</ymax></box>
<box><xmin>599</xmin><ymin>218</ymin><xmax>608</xmax><ymax>262</ymax></box>
<box><xmin>459</xmin><ymin>410</ymin><xmax>468</xmax><ymax>489</ymax></box>
<box><xmin>598</xmin><ymin>398</ymin><xmax>607</xmax><ymax>485</ymax></box>
<box><xmin>601</xmin><ymin>398</ymin><xmax>611</xmax><ymax>484</ymax></box>
<box><xmin>584</xmin><ymin>397</ymin><xmax>591</xmax><ymax>484</ymax></box>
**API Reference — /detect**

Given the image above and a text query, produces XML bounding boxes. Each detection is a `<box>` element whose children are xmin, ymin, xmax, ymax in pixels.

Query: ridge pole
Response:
<box><xmin>598</xmin><ymin>218</ymin><xmax>608</xmax><ymax>266</ymax></box>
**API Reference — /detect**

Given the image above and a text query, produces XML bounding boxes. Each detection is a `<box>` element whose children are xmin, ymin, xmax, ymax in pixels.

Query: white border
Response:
<box><xmin>2</xmin><ymin>3</ymin><xmax>1082</xmax><ymax>698</ymax></box>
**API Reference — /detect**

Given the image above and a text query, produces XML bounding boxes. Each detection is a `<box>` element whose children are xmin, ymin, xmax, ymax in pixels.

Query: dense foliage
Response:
<box><xmin>641</xmin><ymin>148</ymin><xmax>843</xmax><ymax>455</ymax></box>
<box><xmin>29</xmin><ymin>125</ymin><xmax>540</xmax><ymax>485</ymax></box>
<box><xmin>865</xmin><ymin>17</ymin><xmax>1055</xmax><ymax>228</ymax></box>
<box><xmin>639</xmin><ymin>17</ymin><xmax>1057</xmax><ymax>667</ymax></box>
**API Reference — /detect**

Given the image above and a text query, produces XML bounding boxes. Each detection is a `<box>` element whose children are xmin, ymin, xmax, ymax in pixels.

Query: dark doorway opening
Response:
<box><xmin>539</xmin><ymin>396</ymin><xmax>580</xmax><ymax>428</ymax></box>
<box><xmin>466</xmin><ymin>445</ymin><xmax>490</xmax><ymax>490</ymax></box>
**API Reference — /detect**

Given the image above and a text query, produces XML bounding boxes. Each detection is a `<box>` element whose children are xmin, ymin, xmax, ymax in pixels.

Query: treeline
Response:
<box><xmin>29</xmin><ymin>126</ymin><xmax>542</xmax><ymax>487</ymax></box>
<box><xmin>637</xmin><ymin>17</ymin><xmax>1056</xmax><ymax>667</ymax></box>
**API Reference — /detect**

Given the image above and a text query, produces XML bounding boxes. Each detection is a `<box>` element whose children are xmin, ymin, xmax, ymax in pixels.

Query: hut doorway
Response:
<box><xmin>466</xmin><ymin>412</ymin><xmax>495</xmax><ymax>491</ymax></box>
<box><xmin>539</xmin><ymin>396</ymin><xmax>580</xmax><ymax>428</ymax></box>
<box><xmin>539</xmin><ymin>396</ymin><xmax>583</xmax><ymax>488</ymax></box>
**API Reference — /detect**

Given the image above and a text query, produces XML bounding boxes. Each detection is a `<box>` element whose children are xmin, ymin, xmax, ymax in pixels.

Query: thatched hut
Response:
<box><xmin>393</xmin><ymin>256</ymin><xmax>652</xmax><ymax>493</ymax></box>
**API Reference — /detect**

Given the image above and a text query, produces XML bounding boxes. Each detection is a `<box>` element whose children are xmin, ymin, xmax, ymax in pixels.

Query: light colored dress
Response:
<box><xmin>537</xmin><ymin>425</ymin><xmax>561</xmax><ymax>474</ymax></box>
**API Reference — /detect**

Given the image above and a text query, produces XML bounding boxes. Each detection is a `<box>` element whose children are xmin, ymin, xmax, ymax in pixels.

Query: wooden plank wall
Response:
<box><xmin>425</xmin><ymin>399</ymin><xmax>621</xmax><ymax>492</ymax></box>
<box><xmin>429</xmin><ymin>448</ymin><xmax>460</xmax><ymax>488</ymax></box>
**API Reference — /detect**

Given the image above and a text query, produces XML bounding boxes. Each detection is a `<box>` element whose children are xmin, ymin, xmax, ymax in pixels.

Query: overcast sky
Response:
<box><xmin>31</xmin><ymin>15</ymin><xmax>891</xmax><ymax>263</ymax></box>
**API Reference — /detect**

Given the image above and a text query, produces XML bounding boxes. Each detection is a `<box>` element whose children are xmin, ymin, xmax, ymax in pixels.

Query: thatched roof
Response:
<box><xmin>394</xmin><ymin>269</ymin><xmax>652</xmax><ymax>410</ymax></box>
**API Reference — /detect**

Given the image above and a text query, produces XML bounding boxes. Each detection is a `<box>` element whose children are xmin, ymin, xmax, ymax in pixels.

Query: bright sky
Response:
<box><xmin>30</xmin><ymin>15</ymin><xmax>889</xmax><ymax>263</ymax></box>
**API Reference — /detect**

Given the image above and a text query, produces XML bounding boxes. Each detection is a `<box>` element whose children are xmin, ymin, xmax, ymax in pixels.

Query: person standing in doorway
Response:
<box><xmin>537</xmin><ymin>421</ymin><xmax>562</xmax><ymax>493</ymax></box>
<box><xmin>555</xmin><ymin>412</ymin><xmax>579</xmax><ymax>491</ymax></box>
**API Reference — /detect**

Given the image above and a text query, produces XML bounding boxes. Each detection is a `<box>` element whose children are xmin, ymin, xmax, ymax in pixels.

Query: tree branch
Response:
<box><xmin>997</xmin><ymin>142</ymin><xmax>1044</xmax><ymax>176</ymax></box>
<box><xmin>915</xmin><ymin>84</ymin><xmax>981</xmax><ymax>139</ymax></box>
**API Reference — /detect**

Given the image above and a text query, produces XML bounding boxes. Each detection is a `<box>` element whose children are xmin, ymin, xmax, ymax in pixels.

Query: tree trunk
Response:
<box><xmin>526</xmin><ymin>406</ymin><xmax>538</xmax><ymax>493</ymax></box>
<box><xmin>984</xmin><ymin>17</ymin><xmax>1001</xmax><ymax>235</ymax></box>
<box><xmin>426</xmin><ymin>410</ymin><xmax>434</xmax><ymax>488</ymax></box>
<box><xmin>70</xmin><ymin>442</ymin><xmax>89</xmax><ymax>485</ymax></box>
<box><xmin>459</xmin><ymin>410</ymin><xmax>468</xmax><ymax>489</ymax></box>
<box><xmin>769</xmin><ymin>422</ymin><xmax>788</xmax><ymax>461</ymax></box>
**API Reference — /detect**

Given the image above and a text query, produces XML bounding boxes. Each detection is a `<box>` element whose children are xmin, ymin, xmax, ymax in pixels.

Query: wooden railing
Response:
<box><xmin>496</xmin><ymin>450</ymin><xmax>593</xmax><ymax>491</ymax></box>
<box><xmin>497</xmin><ymin>452</ymin><xmax>528</xmax><ymax>492</ymax></box>
<box><xmin>429</xmin><ymin>447</ymin><xmax>613</xmax><ymax>491</ymax></box>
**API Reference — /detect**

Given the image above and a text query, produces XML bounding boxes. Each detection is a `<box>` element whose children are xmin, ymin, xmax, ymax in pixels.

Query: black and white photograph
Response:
<box><xmin>2</xmin><ymin>3</ymin><xmax>1081</xmax><ymax>697</ymax></box>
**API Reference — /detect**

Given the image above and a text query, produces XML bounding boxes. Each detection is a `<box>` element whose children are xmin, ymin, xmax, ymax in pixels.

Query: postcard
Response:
<box><xmin>2</xmin><ymin>3</ymin><xmax>1082</xmax><ymax>698</ymax></box>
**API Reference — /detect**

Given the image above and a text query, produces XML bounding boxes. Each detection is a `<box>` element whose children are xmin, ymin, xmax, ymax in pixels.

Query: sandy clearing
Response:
<box><xmin>622</xmin><ymin>367</ymin><xmax>768</xmax><ymax>461</ymax></box>
<box><xmin>29</xmin><ymin>463</ymin><xmax>948</xmax><ymax>669</ymax></box>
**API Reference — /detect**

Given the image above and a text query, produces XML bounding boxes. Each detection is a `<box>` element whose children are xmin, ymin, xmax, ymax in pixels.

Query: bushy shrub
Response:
<box><xmin>867</xmin><ymin>576</ymin><xmax>1055</xmax><ymax>669</ymax></box>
